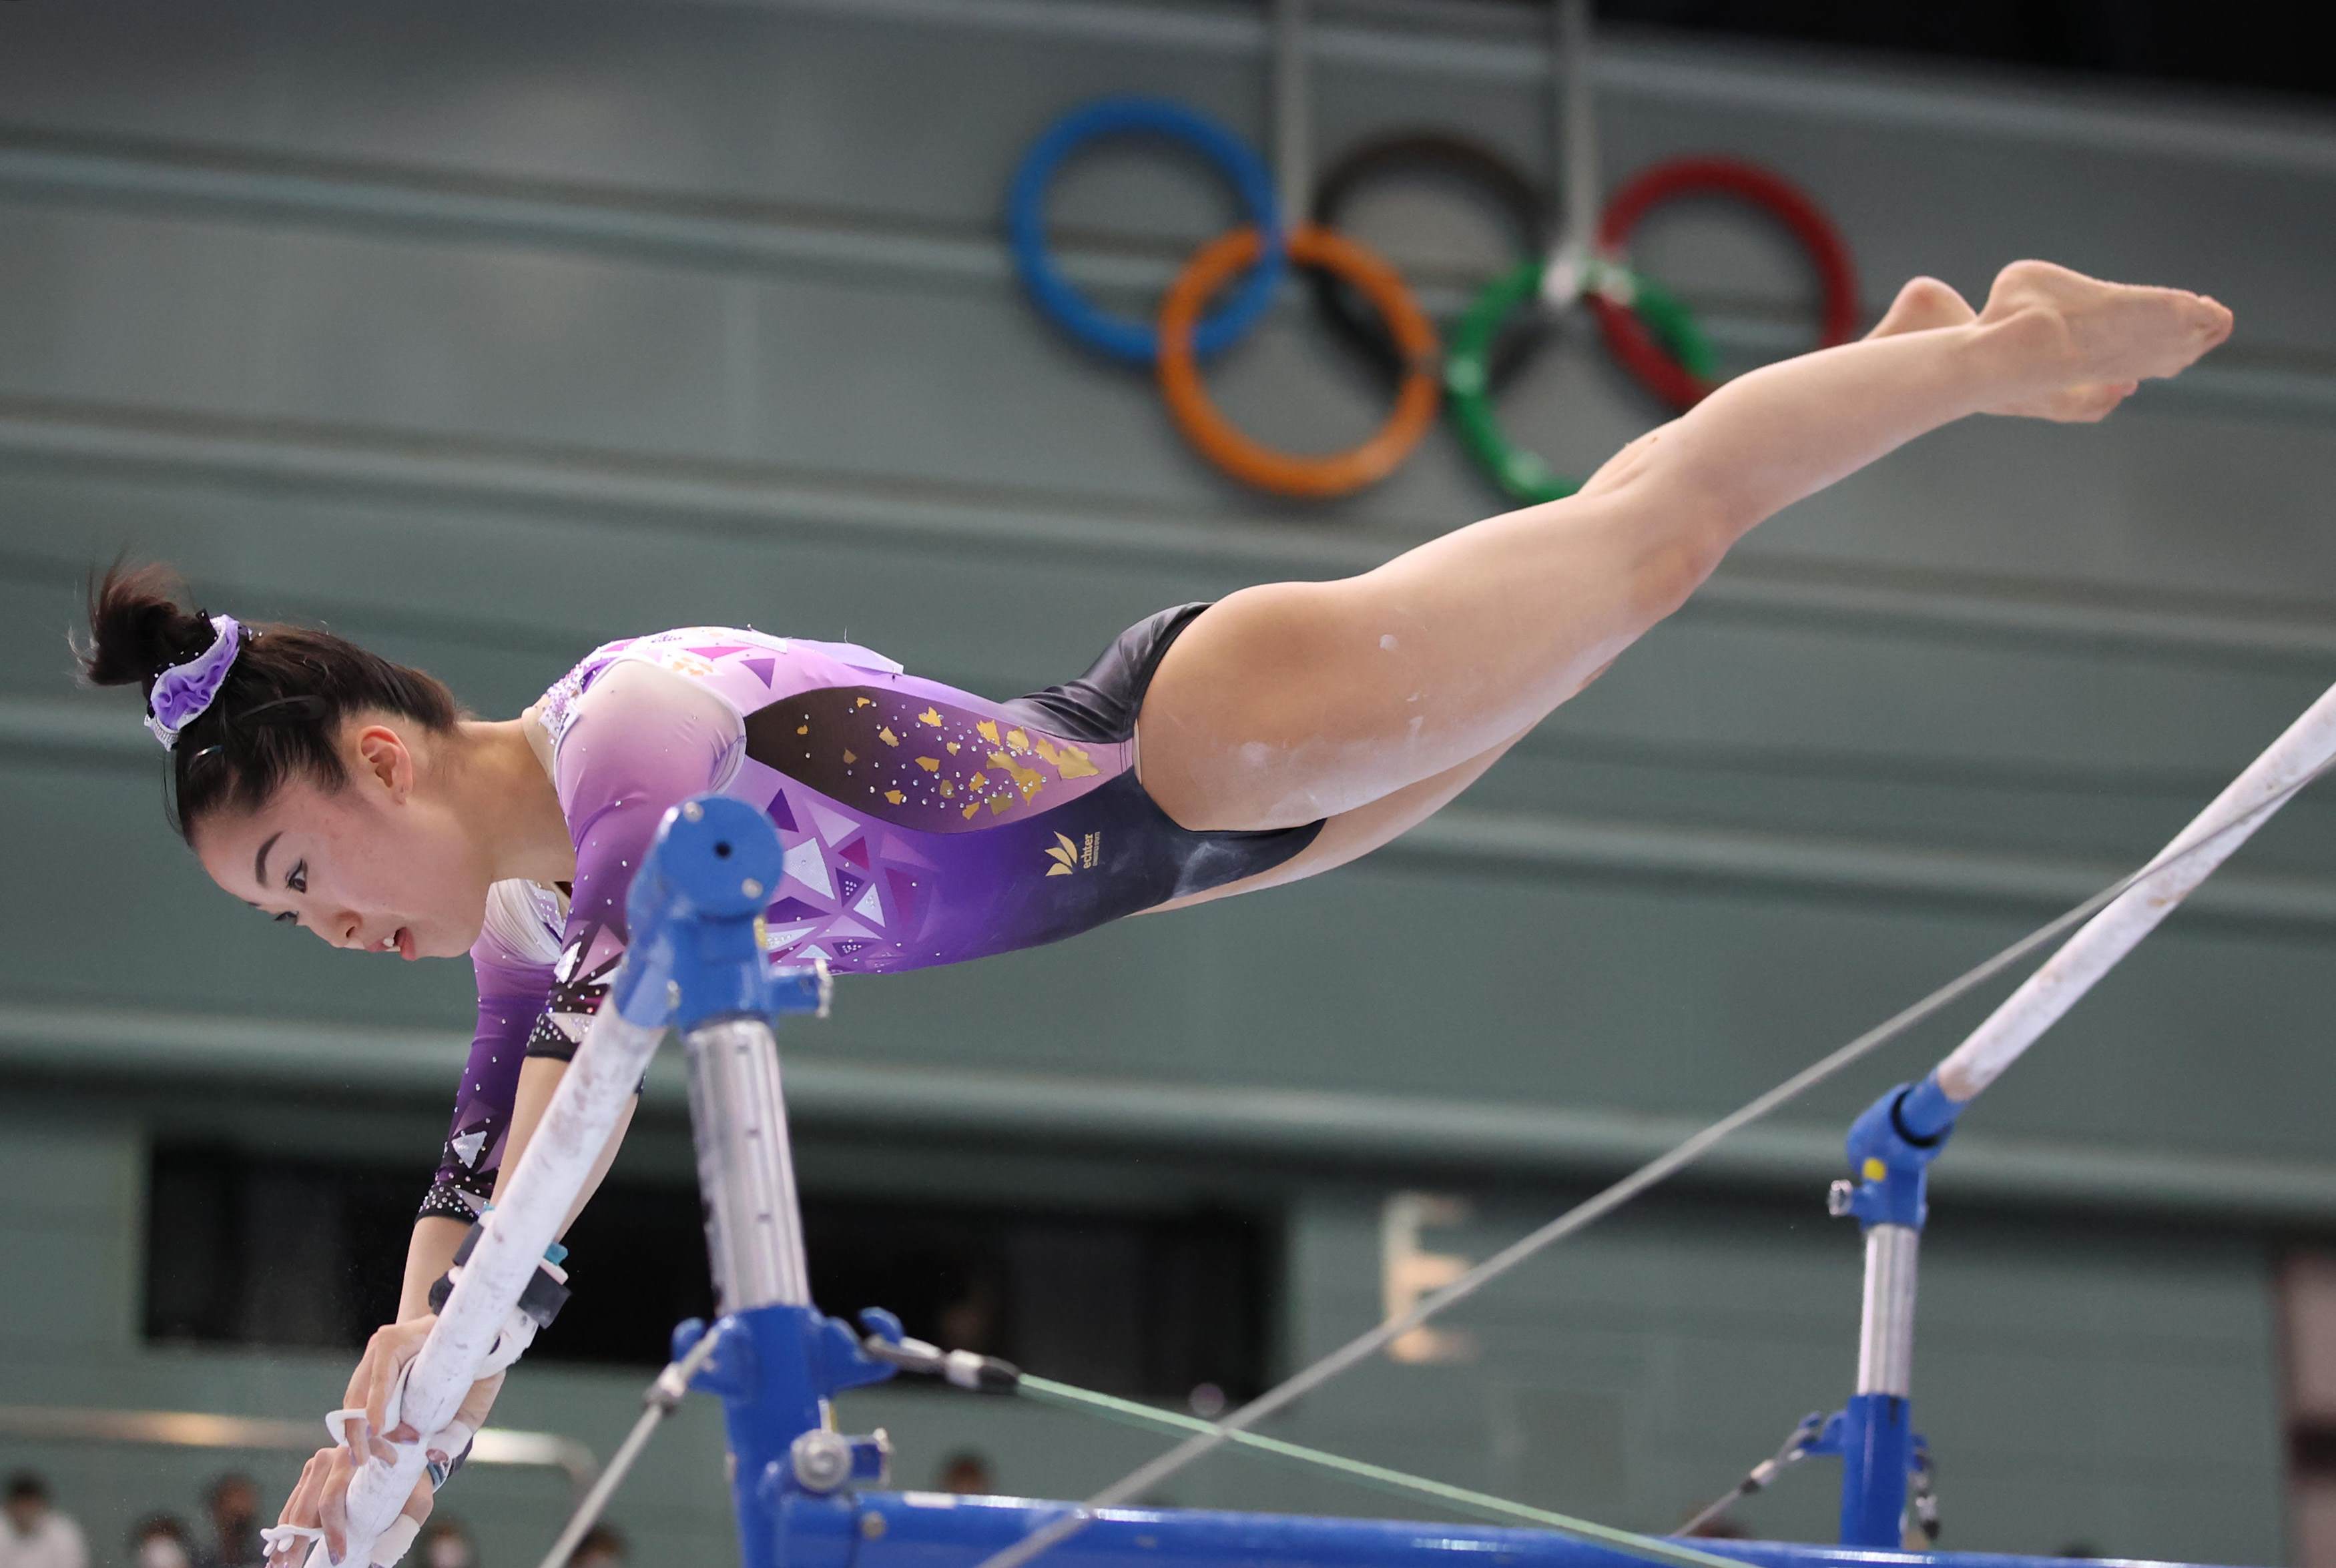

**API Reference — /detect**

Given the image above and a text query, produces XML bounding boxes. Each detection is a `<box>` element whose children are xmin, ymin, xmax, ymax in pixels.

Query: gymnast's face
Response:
<box><xmin>191</xmin><ymin>717</ymin><xmax>496</xmax><ymax>961</ymax></box>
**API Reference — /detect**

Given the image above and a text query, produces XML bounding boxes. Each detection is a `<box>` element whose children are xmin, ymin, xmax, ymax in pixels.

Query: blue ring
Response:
<box><xmin>1007</xmin><ymin>97</ymin><xmax>1286</xmax><ymax>366</ymax></box>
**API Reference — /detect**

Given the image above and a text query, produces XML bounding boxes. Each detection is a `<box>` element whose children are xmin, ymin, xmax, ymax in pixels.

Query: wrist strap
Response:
<box><xmin>426</xmin><ymin>1217</ymin><xmax>571</xmax><ymax>1327</ymax></box>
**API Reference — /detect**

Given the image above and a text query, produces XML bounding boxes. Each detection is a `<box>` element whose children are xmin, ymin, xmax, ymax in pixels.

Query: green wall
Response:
<box><xmin>3</xmin><ymin>1</ymin><xmax>2333</xmax><ymax>1563</ymax></box>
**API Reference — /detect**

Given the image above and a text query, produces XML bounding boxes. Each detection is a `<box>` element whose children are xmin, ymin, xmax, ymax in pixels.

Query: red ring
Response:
<box><xmin>1591</xmin><ymin>157</ymin><xmax>1859</xmax><ymax>410</ymax></box>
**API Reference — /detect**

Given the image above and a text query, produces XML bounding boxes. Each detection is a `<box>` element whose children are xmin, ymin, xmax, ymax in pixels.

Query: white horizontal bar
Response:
<box><xmin>310</xmin><ymin>1001</ymin><xmax>666</xmax><ymax>1568</ymax></box>
<box><xmin>1936</xmin><ymin>679</ymin><xmax>2336</xmax><ymax>1102</ymax></box>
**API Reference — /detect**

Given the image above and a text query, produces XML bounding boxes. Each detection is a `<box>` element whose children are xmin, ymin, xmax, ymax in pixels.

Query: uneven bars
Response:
<box><xmin>306</xmin><ymin>961</ymin><xmax>673</xmax><ymax>1567</ymax></box>
<box><xmin>1930</xmin><ymin>677</ymin><xmax>2336</xmax><ymax>1107</ymax></box>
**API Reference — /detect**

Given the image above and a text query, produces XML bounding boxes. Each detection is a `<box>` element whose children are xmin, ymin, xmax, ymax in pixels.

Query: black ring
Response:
<box><xmin>1309</xmin><ymin>132</ymin><xmax>1555</xmax><ymax>393</ymax></box>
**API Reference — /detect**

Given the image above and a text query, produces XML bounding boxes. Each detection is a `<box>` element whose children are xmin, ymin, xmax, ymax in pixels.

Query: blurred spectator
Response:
<box><xmin>129</xmin><ymin>1515</ymin><xmax>197</xmax><ymax>1568</ymax></box>
<box><xmin>936</xmin><ymin>1278</ymin><xmax>1000</xmax><ymax>1355</ymax></box>
<box><xmin>420</xmin><ymin>1518</ymin><xmax>479</xmax><ymax>1568</ymax></box>
<box><xmin>196</xmin><ymin>1473</ymin><xmax>262</xmax><ymax>1568</ymax></box>
<box><xmin>565</xmin><ymin>1523</ymin><xmax>627</xmax><ymax>1567</ymax></box>
<box><xmin>0</xmin><ymin>1473</ymin><xmax>87</xmax><ymax>1568</ymax></box>
<box><xmin>935</xmin><ymin>1451</ymin><xmax>995</xmax><ymax>1495</ymax></box>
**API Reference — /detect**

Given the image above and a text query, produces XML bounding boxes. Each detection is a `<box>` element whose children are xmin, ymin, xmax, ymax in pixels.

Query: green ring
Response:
<box><xmin>1444</xmin><ymin>259</ymin><xmax>1718</xmax><ymax>504</ymax></box>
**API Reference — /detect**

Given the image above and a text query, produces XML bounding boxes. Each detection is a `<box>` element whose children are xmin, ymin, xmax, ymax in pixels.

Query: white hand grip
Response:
<box><xmin>302</xmin><ymin>1006</ymin><xmax>669</xmax><ymax>1567</ymax></box>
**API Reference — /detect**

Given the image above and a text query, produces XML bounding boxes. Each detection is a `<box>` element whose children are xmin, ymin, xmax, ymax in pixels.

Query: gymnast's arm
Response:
<box><xmin>271</xmin><ymin>1070</ymin><xmax>641</xmax><ymax>1564</ymax></box>
<box><xmin>390</xmin><ymin>659</ymin><xmax>737</xmax><ymax>1328</ymax></box>
<box><xmin>394</xmin><ymin>1050</ymin><xmax>642</xmax><ymax>1324</ymax></box>
<box><xmin>273</xmin><ymin>668</ymin><xmax>738</xmax><ymax>1563</ymax></box>
<box><xmin>389</xmin><ymin>1072</ymin><xmax>638</xmax><ymax>1317</ymax></box>
<box><xmin>269</xmin><ymin>972</ymin><xmax>541</xmax><ymax>1563</ymax></box>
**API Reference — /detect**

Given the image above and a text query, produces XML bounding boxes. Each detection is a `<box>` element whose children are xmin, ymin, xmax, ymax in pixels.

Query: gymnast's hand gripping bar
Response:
<box><xmin>310</xmin><ymin>997</ymin><xmax>671</xmax><ymax>1567</ymax></box>
<box><xmin>308</xmin><ymin>793</ymin><xmax>802</xmax><ymax>1568</ymax></box>
<box><xmin>308</xmin><ymin>1004</ymin><xmax>670</xmax><ymax>1567</ymax></box>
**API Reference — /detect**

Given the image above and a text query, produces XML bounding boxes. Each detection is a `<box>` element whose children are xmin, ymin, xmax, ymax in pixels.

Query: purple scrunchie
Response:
<box><xmin>144</xmin><ymin>614</ymin><xmax>243</xmax><ymax>749</ymax></box>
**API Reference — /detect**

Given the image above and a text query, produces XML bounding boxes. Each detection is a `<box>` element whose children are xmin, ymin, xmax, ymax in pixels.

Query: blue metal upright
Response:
<box><xmin>1824</xmin><ymin>1073</ymin><xmax>1964</xmax><ymax>1547</ymax></box>
<box><xmin>623</xmin><ymin>796</ymin><xmax>893</xmax><ymax>1568</ymax></box>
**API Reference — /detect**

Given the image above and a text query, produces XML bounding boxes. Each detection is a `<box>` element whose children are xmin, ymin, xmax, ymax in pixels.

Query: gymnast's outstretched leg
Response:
<box><xmin>1140</xmin><ymin>274</ymin><xmax>1999</xmax><ymax>910</ymax></box>
<box><xmin>1135</xmin><ymin>261</ymin><xmax>2229</xmax><ymax>833</ymax></box>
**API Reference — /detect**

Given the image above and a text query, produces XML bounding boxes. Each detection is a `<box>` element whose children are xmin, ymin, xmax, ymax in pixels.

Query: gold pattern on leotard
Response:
<box><xmin>784</xmin><ymin>687</ymin><xmax>1119</xmax><ymax>832</ymax></box>
<box><xmin>1035</xmin><ymin>737</ymin><xmax>1100</xmax><ymax>779</ymax></box>
<box><xmin>988</xmin><ymin>750</ymin><xmax>1046</xmax><ymax>801</ymax></box>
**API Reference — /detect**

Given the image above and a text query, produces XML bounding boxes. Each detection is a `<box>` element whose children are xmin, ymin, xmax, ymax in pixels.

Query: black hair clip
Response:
<box><xmin>236</xmin><ymin>695</ymin><xmax>329</xmax><ymax>727</ymax></box>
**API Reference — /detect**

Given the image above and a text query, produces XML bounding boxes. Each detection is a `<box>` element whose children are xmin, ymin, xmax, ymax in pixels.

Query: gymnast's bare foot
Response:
<box><xmin>1974</xmin><ymin>259</ymin><xmax>2233</xmax><ymax>424</ymax></box>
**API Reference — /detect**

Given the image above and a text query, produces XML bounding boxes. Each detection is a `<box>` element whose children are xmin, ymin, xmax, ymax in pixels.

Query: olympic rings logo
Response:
<box><xmin>1007</xmin><ymin>97</ymin><xmax>1861</xmax><ymax>502</ymax></box>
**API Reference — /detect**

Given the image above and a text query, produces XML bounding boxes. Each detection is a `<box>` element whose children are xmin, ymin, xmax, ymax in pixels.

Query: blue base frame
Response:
<box><xmin>769</xmin><ymin>1491</ymin><xmax>2238</xmax><ymax>1568</ymax></box>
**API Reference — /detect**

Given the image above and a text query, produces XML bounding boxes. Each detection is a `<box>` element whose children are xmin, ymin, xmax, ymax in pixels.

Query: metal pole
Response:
<box><xmin>1272</xmin><ymin>0</ymin><xmax>1309</xmax><ymax>230</ymax></box>
<box><xmin>1553</xmin><ymin>0</ymin><xmax>1598</xmax><ymax>260</ymax></box>
<box><xmin>1833</xmin><ymin>1220</ymin><xmax>1920</xmax><ymax>1547</ymax></box>
<box><xmin>1854</xmin><ymin>1225</ymin><xmax>1919</xmax><ymax>1401</ymax></box>
<box><xmin>685</xmin><ymin>1015</ymin><xmax>813</xmax><ymax>1312</ymax></box>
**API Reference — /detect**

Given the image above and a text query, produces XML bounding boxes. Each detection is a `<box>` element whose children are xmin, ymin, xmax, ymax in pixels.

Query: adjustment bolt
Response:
<box><xmin>792</xmin><ymin>1429</ymin><xmax>853</xmax><ymax>1494</ymax></box>
<box><xmin>859</xmin><ymin>1513</ymin><xmax>888</xmax><ymax>1540</ymax></box>
<box><xmin>742</xmin><ymin>878</ymin><xmax>764</xmax><ymax>899</ymax></box>
<box><xmin>1826</xmin><ymin>1180</ymin><xmax>1856</xmax><ymax>1218</ymax></box>
<box><xmin>682</xmin><ymin>801</ymin><xmax>704</xmax><ymax>822</ymax></box>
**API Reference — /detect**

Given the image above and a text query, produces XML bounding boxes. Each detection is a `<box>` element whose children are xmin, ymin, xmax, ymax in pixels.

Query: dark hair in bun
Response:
<box><xmin>75</xmin><ymin>558</ymin><xmax>465</xmax><ymax>841</ymax></box>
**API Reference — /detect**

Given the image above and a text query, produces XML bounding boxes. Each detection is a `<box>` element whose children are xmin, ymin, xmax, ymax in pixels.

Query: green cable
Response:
<box><xmin>1014</xmin><ymin>1375</ymin><xmax>1743</xmax><ymax>1568</ymax></box>
<box><xmin>1444</xmin><ymin>257</ymin><xmax>1719</xmax><ymax>506</ymax></box>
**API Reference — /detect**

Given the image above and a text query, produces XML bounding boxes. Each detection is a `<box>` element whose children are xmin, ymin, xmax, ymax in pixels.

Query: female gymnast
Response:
<box><xmin>77</xmin><ymin>260</ymin><xmax>2227</xmax><ymax>1565</ymax></box>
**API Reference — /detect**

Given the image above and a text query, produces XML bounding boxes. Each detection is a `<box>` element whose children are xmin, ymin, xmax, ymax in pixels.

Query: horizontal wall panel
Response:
<box><xmin>3</xmin><ymin>1</ymin><xmax>2334</xmax><ymax>355</ymax></box>
<box><xmin>0</xmin><ymin>1221</ymin><xmax>134</xmax><ymax>1348</ymax></box>
<box><xmin>0</xmin><ymin>756</ymin><xmax>477</xmax><ymax>1026</ymax></box>
<box><xmin>1281</xmin><ymin>1190</ymin><xmax>2281</xmax><ymax>1554</ymax></box>
<box><xmin>11</xmin><ymin>739</ymin><xmax>2329</xmax><ymax>1150</ymax></box>
<box><xmin>0</xmin><ymin>1114</ymin><xmax>137</xmax><ymax>1227</ymax></box>
<box><xmin>1</xmin><ymin>191</ymin><xmax>2334</xmax><ymax>615</ymax></box>
<box><xmin>0</xmin><ymin>9</ymin><xmax>2323</xmax><ymax>1566</ymax></box>
<box><xmin>10</xmin><ymin>464</ymin><xmax>2336</xmax><ymax>805</ymax></box>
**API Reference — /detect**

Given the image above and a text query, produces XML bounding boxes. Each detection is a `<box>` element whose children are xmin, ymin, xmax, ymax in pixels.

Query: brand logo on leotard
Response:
<box><xmin>1043</xmin><ymin>831</ymin><xmax>1102</xmax><ymax>876</ymax></box>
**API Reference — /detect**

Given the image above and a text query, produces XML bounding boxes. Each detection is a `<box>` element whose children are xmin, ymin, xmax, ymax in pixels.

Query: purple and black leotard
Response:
<box><xmin>420</xmin><ymin>606</ymin><xmax>1323</xmax><ymax>1220</ymax></box>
